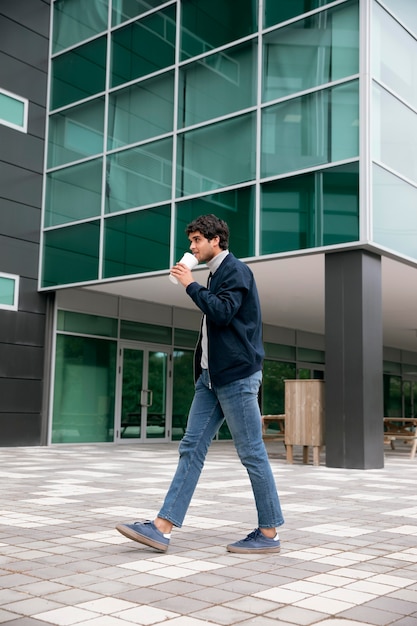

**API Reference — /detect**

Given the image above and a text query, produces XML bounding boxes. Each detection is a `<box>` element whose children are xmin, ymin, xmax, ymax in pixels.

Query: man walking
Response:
<box><xmin>116</xmin><ymin>214</ymin><xmax>284</xmax><ymax>553</ymax></box>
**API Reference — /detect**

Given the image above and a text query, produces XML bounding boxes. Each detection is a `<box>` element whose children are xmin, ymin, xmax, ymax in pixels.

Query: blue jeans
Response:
<box><xmin>158</xmin><ymin>369</ymin><xmax>284</xmax><ymax>529</ymax></box>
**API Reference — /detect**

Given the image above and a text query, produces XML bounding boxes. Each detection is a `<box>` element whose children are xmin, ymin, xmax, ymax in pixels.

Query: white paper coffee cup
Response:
<box><xmin>169</xmin><ymin>252</ymin><xmax>198</xmax><ymax>284</ymax></box>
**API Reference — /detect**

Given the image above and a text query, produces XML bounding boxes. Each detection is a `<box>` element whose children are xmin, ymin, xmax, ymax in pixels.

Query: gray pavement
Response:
<box><xmin>0</xmin><ymin>440</ymin><xmax>417</xmax><ymax>626</ymax></box>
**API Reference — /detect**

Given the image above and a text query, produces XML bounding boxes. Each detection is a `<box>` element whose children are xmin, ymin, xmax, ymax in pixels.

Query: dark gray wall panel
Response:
<box><xmin>0</xmin><ymin>53</ymin><xmax>48</xmax><ymax>107</ymax></box>
<box><xmin>0</xmin><ymin>415</ymin><xmax>42</xmax><ymax>446</ymax></box>
<box><xmin>0</xmin><ymin>0</ymin><xmax>51</xmax><ymax>447</ymax></box>
<box><xmin>0</xmin><ymin>1</ymin><xmax>50</xmax><ymax>38</ymax></box>
<box><xmin>0</xmin><ymin>344</ymin><xmax>44</xmax><ymax>379</ymax></box>
<box><xmin>0</xmin><ymin>163</ymin><xmax>43</xmax><ymax>206</ymax></box>
<box><xmin>19</xmin><ymin>279</ymin><xmax>48</xmax><ymax>314</ymax></box>
<box><xmin>0</xmin><ymin>13</ymin><xmax>48</xmax><ymax>71</ymax></box>
<box><xmin>0</xmin><ymin>200</ymin><xmax>41</xmax><ymax>243</ymax></box>
<box><xmin>0</xmin><ymin>235</ymin><xmax>41</xmax><ymax>279</ymax></box>
<box><xmin>0</xmin><ymin>379</ymin><xmax>43</xmax><ymax>413</ymax></box>
<box><xmin>0</xmin><ymin>127</ymin><xmax>45</xmax><ymax>172</ymax></box>
<box><xmin>0</xmin><ymin>311</ymin><xmax>46</xmax><ymax>346</ymax></box>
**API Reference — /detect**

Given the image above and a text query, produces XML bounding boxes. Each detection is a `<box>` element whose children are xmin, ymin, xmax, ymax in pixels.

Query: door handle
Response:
<box><xmin>141</xmin><ymin>389</ymin><xmax>153</xmax><ymax>407</ymax></box>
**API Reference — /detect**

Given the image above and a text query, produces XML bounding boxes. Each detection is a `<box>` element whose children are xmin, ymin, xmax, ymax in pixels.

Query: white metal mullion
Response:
<box><xmin>254</xmin><ymin>0</ymin><xmax>264</xmax><ymax>257</ymax></box>
<box><xmin>98</xmin><ymin>1</ymin><xmax>113</xmax><ymax>281</ymax></box>
<box><xmin>170</xmin><ymin>0</ymin><xmax>181</xmax><ymax>266</ymax></box>
<box><xmin>359</xmin><ymin>0</ymin><xmax>372</xmax><ymax>243</ymax></box>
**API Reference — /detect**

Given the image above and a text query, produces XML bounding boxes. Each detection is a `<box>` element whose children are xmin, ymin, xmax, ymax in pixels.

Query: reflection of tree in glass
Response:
<box><xmin>262</xmin><ymin>360</ymin><xmax>296</xmax><ymax>415</ymax></box>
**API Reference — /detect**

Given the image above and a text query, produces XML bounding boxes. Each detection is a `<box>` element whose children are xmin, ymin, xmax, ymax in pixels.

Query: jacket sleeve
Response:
<box><xmin>186</xmin><ymin>264</ymin><xmax>250</xmax><ymax>326</ymax></box>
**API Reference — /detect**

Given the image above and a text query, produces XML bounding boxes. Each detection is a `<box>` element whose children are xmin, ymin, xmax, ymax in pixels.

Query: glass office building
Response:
<box><xmin>2</xmin><ymin>0</ymin><xmax>417</xmax><ymax>468</ymax></box>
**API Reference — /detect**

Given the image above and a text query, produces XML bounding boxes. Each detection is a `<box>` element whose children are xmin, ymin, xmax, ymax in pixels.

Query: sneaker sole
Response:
<box><xmin>227</xmin><ymin>544</ymin><xmax>281</xmax><ymax>554</ymax></box>
<box><xmin>115</xmin><ymin>524</ymin><xmax>168</xmax><ymax>552</ymax></box>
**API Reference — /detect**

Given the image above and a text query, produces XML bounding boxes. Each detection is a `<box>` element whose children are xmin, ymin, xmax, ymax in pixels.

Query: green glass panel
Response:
<box><xmin>42</xmin><ymin>221</ymin><xmax>100</xmax><ymax>287</ymax></box>
<box><xmin>297</xmin><ymin>348</ymin><xmax>325</xmax><ymax>364</ymax></box>
<box><xmin>51</xmin><ymin>37</ymin><xmax>107</xmax><ymax>110</ymax></box>
<box><xmin>104</xmin><ymin>205</ymin><xmax>171</xmax><ymax>277</ymax></box>
<box><xmin>263</xmin><ymin>1</ymin><xmax>359</xmax><ymax>102</ymax></box>
<box><xmin>174</xmin><ymin>328</ymin><xmax>199</xmax><ymax>349</ymax></box>
<box><xmin>177</xmin><ymin>112</ymin><xmax>256</xmax><ymax>197</ymax></box>
<box><xmin>48</xmin><ymin>98</ymin><xmax>105</xmax><ymax>168</ymax></box>
<box><xmin>379</xmin><ymin>0</ymin><xmax>417</xmax><ymax>38</ymax></box>
<box><xmin>322</xmin><ymin>163</ymin><xmax>359</xmax><ymax>246</ymax></box>
<box><xmin>373</xmin><ymin>3</ymin><xmax>417</xmax><ymax>109</ymax></box>
<box><xmin>383</xmin><ymin>374</ymin><xmax>402</xmax><ymax>417</ymax></box>
<box><xmin>52</xmin><ymin>0</ymin><xmax>108</xmax><ymax>53</ymax></box>
<box><xmin>112</xmin><ymin>0</ymin><xmax>168</xmax><ymax>26</ymax></box>
<box><xmin>121</xmin><ymin>348</ymin><xmax>143</xmax><ymax>439</ymax></box>
<box><xmin>108</xmin><ymin>72</ymin><xmax>174</xmax><ymax>149</ymax></box>
<box><xmin>172</xmin><ymin>349</ymin><xmax>194</xmax><ymax>440</ymax></box>
<box><xmin>178</xmin><ymin>41</ymin><xmax>257</xmax><ymax>128</ymax></box>
<box><xmin>120</xmin><ymin>320</ymin><xmax>172</xmax><ymax>343</ymax></box>
<box><xmin>264</xmin><ymin>343</ymin><xmax>296</xmax><ymax>360</ymax></box>
<box><xmin>373</xmin><ymin>84</ymin><xmax>417</xmax><ymax>186</ymax></box>
<box><xmin>45</xmin><ymin>158</ymin><xmax>103</xmax><ymax>227</ymax></box>
<box><xmin>111</xmin><ymin>6</ymin><xmax>176</xmax><ymax>88</ymax></box>
<box><xmin>0</xmin><ymin>277</ymin><xmax>15</xmax><ymax>306</ymax></box>
<box><xmin>52</xmin><ymin>334</ymin><xmax>116</xmax><ymax>443</ymax></box>
<box><xmin>373</xmin><ymin>164</ymin><xmax>417</xmax><ymax>259</ymax></box>
<box><xmin>181</xmin><ymin>0</ymin><xmax>257</xmax><ymax>60</ymax></box>
<box><xmin>147</xmin><ymin>350</ymin><xmax>168</xmax><ymax>438</ymax></box>
<box><xmin>264</xmin><ymin>0</ymin><xmax>336</xmax><ymax>28</ymax></box>
<box><xmin>175</xmin><ymin>186</ymin><xmax>255</xmax><ymax>259</ymax></box>
<box><xmin>106</xmin><ymin>139</ymin><xmax>172</xmax><ymax>213</ymax></box>
<box><xmin>262</xmin><ymin>360</ymin><xmax>296</xmax><ymax>415</ymax></box>
<box><xmin>0</xmin><ymin>92</ymin><xmax>25</xmax><ymax>128</ymax></box>
<box><xmin>262</xmin><ymin>81</ymin><xmax>359</xmax><ymax>177</ymax></box>
<box><xmin>261</xmin><ymin>163</ymin><xmax>359</xmax><ymax>255</ymax></box>
<box><xmin>57</xmin><ymin>310</ymin><xmax>118</xmax><ymax>337</ymax></box>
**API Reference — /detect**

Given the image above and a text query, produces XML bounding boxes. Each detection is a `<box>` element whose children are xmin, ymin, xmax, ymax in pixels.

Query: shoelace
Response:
<box><xmin>242</xmin><ymin>528</ymin><xmax>263</xmax><ymax>542</ymax></box>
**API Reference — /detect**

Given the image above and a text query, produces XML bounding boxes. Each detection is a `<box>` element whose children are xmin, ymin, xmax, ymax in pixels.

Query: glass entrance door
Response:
<box><xmin>116</xmin><ymin>343</ymin><xmax>171</xmax><ymax>442</ymax></box>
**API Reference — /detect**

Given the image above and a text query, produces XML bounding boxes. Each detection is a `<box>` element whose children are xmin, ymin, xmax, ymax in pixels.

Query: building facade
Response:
<box><xmin>1</xmin><ymin>0</ymin><xmax>417</xmax><ymax>468</ymax></box>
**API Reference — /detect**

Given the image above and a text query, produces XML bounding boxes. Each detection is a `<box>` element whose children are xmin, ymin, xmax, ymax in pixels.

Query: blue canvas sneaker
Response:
<box><xmin>116</xmin><ymin>520</ymin><xmax>170</xmax><ymax>552</ymax></box>
<box><xmin>227</xmin><ymin>528</ymin><xmax>281</xmax><ymax>554</ymax></box>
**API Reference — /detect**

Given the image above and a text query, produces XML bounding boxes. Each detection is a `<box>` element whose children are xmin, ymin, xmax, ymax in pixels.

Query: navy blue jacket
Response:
<box><xmin>186</xmin><ymin>253</ymin><xmax>264</xmax><ymax>387</ymax></box>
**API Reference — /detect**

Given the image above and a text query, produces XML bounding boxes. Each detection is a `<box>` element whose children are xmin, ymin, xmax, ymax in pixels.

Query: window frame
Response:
<box><xmin>0</xmin><ymin>272</ymin><xmax>19</xmax><ymax>311</ymax></box>
<box><xmin>0</xmin><ymin>88</ymin><xmax>28</xmax><ymax>133</ymax></box>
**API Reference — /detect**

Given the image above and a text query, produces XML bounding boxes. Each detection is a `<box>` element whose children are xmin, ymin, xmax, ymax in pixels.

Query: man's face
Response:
<box><xmin>188</xmin><ymin>231</ymin><xmax>220</xmax><ymax>264</ymax></box>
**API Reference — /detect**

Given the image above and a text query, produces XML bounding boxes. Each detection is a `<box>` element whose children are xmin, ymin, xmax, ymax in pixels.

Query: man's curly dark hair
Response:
<box><xmin>185</xmin><ymin>214</ymin><xmax>229</xmax><ymax>250</ymax></box>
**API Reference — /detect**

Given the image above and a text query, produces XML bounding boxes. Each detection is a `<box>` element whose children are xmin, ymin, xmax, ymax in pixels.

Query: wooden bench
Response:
<box><xmin>262</xmin><ymin>414</ymin><xmax>285</xmax><ymax>442</ymax></box>
<box><xmin>384</xmin><ymin>418</ymin><xmax>417</xmax><ymax>459</ymax></box>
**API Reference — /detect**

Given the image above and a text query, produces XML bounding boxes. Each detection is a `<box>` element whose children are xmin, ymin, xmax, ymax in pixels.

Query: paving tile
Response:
<box><xmin>0</xmin><ymin>443</ymin><xmax>416</xmax><ymax>626</ymax></box>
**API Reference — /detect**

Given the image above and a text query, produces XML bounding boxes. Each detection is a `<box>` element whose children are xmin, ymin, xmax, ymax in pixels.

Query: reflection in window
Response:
<box><xmin>264</xmin><ymin>0</ymin><xmax>336</xmax><ymax>29</ymax></box>
<box><xmin>52</xmin><ymin>0</ymin><xmax>108</xmax><ymax>53</ymax></box>
<box><xmin>263</xmin><ymin>1</ymin><xmax>359</xmax><ymax>102</ymax></box>
<box><xmin>178</xmin><ymin>41</ymin><xmax>256</xmax><ymax>128</ymax></box>
<box><xmin>51</xmin><ymin>37</ymin><xmax>107</xmax><ymax>110</ymax></box>
<box><xmin>373</xmin><ymin>3</ymin><xmax>417</xmax><ymax>110</ymax></box>
<box><xmin>103</xmin><ymin>205</ymin><xmax>171</xmax><ymax>277</ymax></box>
<box><xmin>373</xmin><ymin>164</ymin><xmax>417</xmax><ymax>260</ymax></box>
<box><xmin>176</xmin><ymin>186</ymin><xmax>255</xmax><ymax>259</ymax></box>
<box><xmin>261</xmin><ymin>163</ymin><xmax>359</xmax><ymax>255</ymax></box>
<box><xmin>181</xmin><ymin>0</ymin><xmax>257</xmax><ymax>60</ymax></box>
<box><xmin>111</xmin><ymin>6</ymin><xmax>176</xmax><ymax>88</ymax></box>
<box><xmin>108</xmin><ymin>72</ymin><xmax>174</xmax><ymax>149</ymax></box>
<box><xmin>106</xmin><ymin>138</ymin><xmax>172</xmax><ymax>213</ymax></box>
<box><xmin>48</xmin><ymin>98</ymin><xmax>105</xmax><ymax>168</ymax></box>
<box><xmin>373</xmin><ymin>84</ymin><xmax>417</xmax><ymax>186</ymax></box>
<box><xmin>42</xmin><ymin>221</ymin><xmax>100</xmax><ymax>287</ymax></box>
<box><xmin>52</xmin><ymin>334</ymin><xmax>116</xmax><ymax>443</ymax></box>
<box><xmin>262</xmin><ymin>360</ymin><xmax>296</xmax><ymax>415</ymax></box>
<box><xmin>45</xmin><ymin>159</ymin><xmax>103</xmax><ymax>227</ymax></box>
<box><xmin>262</xmin><ymin>81</ymin><xmax>359</xmax><ymax>177</ymax></box>
<box><xmin>112</xmin><ymin>0</ymin><xmax>168</xmax><ymax>26</ymax></box>
<box><xmin>177</xmin><ymin>112</ymin><xmax>256</xmax><ymax>197</ymax></box>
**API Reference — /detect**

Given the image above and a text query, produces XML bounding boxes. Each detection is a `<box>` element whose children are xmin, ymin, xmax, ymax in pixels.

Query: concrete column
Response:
<box><xmin>325</xmin><ymin>250</ymin><xmax>384</xmax><ymax>469</ymax></box>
